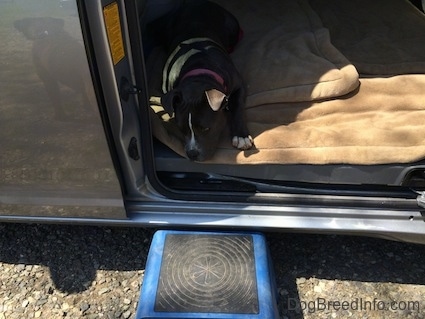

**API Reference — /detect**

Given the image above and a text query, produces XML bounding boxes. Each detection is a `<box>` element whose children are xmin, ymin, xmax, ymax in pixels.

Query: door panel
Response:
<box><xmin>0</xmin><ymin>0</ymin><xmax>125</xmax><ymax>220</ymax></box>
<box><xmin>83</xmin><ymin>0</ymin><xmax>150</xmax><ymax>199</ymax></box>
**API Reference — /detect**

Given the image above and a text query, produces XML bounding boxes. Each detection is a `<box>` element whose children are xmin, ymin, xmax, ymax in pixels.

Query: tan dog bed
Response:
<box><xmin>148</xmin><ymin>0</ymin><xmax>425</xmax><ymax>165</ymax></box>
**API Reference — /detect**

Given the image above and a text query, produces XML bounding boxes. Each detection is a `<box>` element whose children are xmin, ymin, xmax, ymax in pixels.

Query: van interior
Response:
<box><xmin>137</xmin><ymin>0</ymin><xmax>425</xmax><ymax>194</ymax></box>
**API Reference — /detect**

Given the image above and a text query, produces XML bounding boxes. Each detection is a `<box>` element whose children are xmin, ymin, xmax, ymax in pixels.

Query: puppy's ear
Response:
<box><xmin>161</xmin><ymin>89</ymin><xmax>182</xmax><ymax>116</ymax></box>
<box><xmin>205</xmin><ymin>89</ymin><xmax>226</xmax><ymax>111</ymax></box>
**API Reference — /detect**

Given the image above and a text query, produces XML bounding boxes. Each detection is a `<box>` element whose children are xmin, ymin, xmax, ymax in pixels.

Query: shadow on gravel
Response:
<box><xmin>1</xmin><ymin>224</ymin><xmax>425</xmax><ymax>318</ymax></box>
<box><xmin>266</xmin><ymin>233</ymin><xmax>425</xmax><ymax>319</ymax></box>
<box><xmin>0</xmin><ymin>224</ymin><xmax>154</xmax><ymax>293</ymax></box>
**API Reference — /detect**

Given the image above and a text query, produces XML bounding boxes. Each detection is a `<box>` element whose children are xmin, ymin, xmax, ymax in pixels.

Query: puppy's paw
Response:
<box><xmin>232</xmin><ymin>135</ymin><xmax>254</xmax><ymax>150</ymax></box>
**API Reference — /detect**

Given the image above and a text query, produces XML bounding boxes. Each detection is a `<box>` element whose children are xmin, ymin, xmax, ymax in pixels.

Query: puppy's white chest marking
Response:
<box><xmin>188</xmin><ymin>113</ymin><xmax>197</xmax><ymax>148</ymax></box>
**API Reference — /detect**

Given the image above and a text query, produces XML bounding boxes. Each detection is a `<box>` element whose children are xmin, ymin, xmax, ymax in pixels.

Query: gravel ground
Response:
<box><xmin>1</xmin><ymin>223</ymin><xmax>425</xmax><ymax>319</ymax></box>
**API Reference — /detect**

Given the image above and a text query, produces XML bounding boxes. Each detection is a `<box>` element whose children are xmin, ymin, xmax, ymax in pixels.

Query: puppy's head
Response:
<box><xmin>14</xmin><ymin>17</ymin><xmax>64</xmax><ymax>40</ymax></box>
<box><xmin>162</xmin><ymin>81</ymin><xmax>228</xmax><ymax>161</ymax></box>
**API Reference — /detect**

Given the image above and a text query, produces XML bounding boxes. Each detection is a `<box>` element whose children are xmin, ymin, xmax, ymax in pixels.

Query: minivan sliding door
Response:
<box><xmin>0</xmin><ymin>0</ymin><xmax>125</xmax><ymax>221</ymax></box>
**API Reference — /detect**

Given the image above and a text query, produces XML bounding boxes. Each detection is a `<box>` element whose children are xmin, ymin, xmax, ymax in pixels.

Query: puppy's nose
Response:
<box><xmin>187</xmin><ymin>149</ymin><xmax>200</xmax><ymax>161</ymax></box>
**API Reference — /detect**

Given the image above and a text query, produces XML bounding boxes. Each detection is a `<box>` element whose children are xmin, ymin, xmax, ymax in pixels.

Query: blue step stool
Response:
<box><xmin>136</xmin><ymin>230</ymin><xmax>279</xmax><ymax>319</ymax></box>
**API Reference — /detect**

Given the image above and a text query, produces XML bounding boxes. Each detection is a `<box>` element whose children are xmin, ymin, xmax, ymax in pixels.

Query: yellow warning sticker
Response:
<box><xmin>103</xmin><ymin>2</ymin><xmax>125</xmax><ymax>65</ymax></box>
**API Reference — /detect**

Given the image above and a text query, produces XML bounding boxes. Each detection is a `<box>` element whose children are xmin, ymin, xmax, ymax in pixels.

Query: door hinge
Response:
<box><xmin>120</xmin><ymin>77</ymin><xmax>142</xmax><ymax>102</ymax></box>
<box><xmin>128</xmin><ymin>137</ymin><xmax>140</xmax><ymax>161</ymax></box>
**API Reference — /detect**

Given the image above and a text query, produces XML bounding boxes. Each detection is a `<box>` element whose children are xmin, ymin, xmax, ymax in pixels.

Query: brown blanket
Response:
<box><xmin>308</xmin><ymin>0</ymin><xmax>425</xmax><ymax>75</ymax></box>
<box><xmin>149</xmin><ymin>0</ymin><xmax>425</xmax><ymax>165</ymax></box>
<box><xmin>220</xmin><ymin>0</ymin><xmax>360</xmax><ymax>105</ymax></box>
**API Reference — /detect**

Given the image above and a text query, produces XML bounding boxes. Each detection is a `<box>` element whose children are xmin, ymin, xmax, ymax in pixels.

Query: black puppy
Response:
<box><xmin>14</xmin><ymin>17</ymin><xmax>95</xmax><ymax>120</ymax></box>
<box><xmin>148</xmin><ymin>0</ymin><xmax>253</xmax><ymax>161</ymax></box>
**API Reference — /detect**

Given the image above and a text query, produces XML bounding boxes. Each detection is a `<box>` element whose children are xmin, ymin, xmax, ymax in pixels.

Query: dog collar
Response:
<box><xmin>162</xmin><ymin>37</ymin><xmax>226</xmax><ymax>93</ymax></box>
<box><xmin>180</xmin><ymin>68</ymin><xmax>227</xmax><ymax>93</ymax></box>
